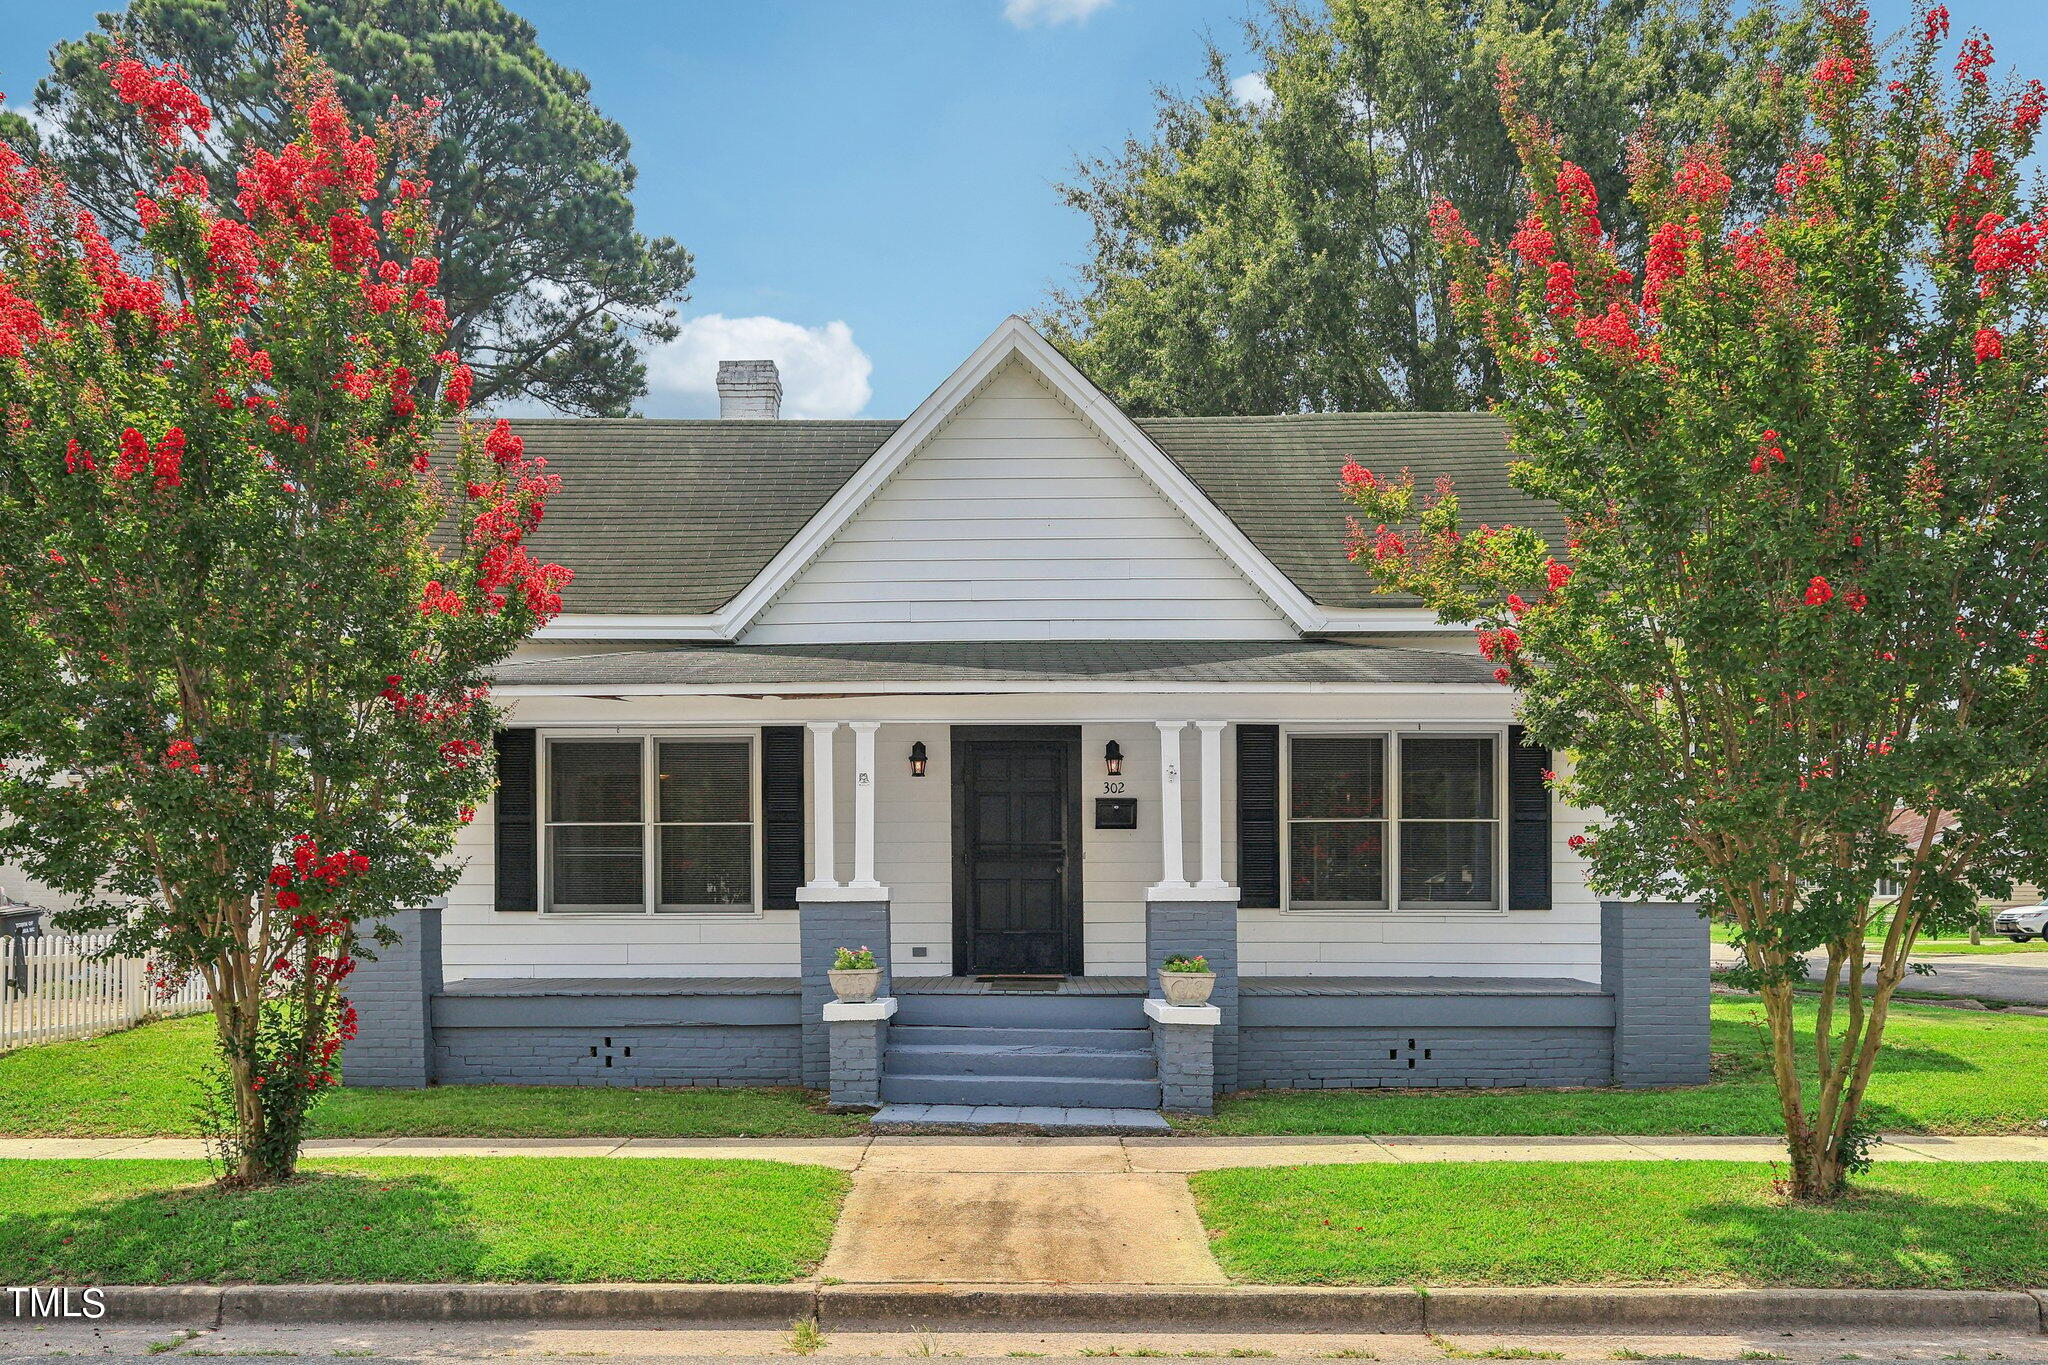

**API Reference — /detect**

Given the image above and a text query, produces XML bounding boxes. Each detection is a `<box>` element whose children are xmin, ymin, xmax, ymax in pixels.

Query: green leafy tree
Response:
<box><xmin>0</xmin><ymin>31</ymin><xmax>569</xmax><ymax>1183</ymax></box>
<box><xmin>3</xmin><ymin>0</ymin><xmax>692</xmax><ymax>416</ymax></box>
<box><xmin>1346</xmin><ymin>2</ymin><xmax>2048</xmax><ymax>1198</ymax></box>
<box><xmin>1045</xmin><ymin>0</ymin><xmax>1816</xmax><ymax>415</ymax></box>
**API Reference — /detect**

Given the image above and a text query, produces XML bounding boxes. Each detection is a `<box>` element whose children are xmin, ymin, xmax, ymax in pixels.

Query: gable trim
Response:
<box><xmin>716</xmin><ymin>317</ymin><xmax>1329</xmax><ymax>641</ymax></box>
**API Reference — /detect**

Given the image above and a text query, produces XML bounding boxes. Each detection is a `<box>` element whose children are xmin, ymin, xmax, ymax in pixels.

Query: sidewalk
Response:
<box><xmin>5</xmin><ymin>1131</ymin><xmax>2044</xmax><ymax>1166</ymax></box>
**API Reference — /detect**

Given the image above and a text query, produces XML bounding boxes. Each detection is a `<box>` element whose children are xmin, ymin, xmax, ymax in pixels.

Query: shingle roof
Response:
<box><xmin>467</xmin><ymin>419</ymin><xmax>897</xmax><ymax>614</ymax></box>
<box><xmin>494</xmin><ymin>640</ymin><xmax>1499</xmax><ymax>687</ymax></box>
<box><xmin>1140</xmin><ymin>413</ymin><xmax>1567</xmax><ymax>609</ymax></box>
<box><xmin>473</xmin><ymin>411</ymin><xmax>1557</xmax><ymax>617</ymax></box>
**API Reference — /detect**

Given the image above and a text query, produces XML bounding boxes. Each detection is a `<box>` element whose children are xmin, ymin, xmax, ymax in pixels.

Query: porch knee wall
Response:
<box><xmin>1602</xmin><ymin>900</ymin><xmax>1712</xmax><ymax>1087</ymax></box>
<box><xmin>799</xmin><ymin>894</ymin><xmax>891</xmax><ymax>1087</ymax></box>
<box><xmin>343</xmin><ymin>903</ymin><xmax>442</xmax><ymax>1088</ymax></box>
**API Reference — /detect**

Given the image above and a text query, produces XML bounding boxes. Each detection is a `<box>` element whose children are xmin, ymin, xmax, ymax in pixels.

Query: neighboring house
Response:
<box><xmin>335</xmin><ymin>319</ymin><xmax>1711</xmax><ymax>1126</ymax></box>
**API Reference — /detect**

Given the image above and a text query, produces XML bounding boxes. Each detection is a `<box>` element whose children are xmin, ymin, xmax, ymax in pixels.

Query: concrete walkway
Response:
<box><xmin>4</xmin><ymin>1131</ymin><xmax>2044</xmax><ymax>1166</ymax></box>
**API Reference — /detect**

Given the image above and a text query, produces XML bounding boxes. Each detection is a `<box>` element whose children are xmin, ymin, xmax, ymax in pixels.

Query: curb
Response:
<box><xmin>91</xmin><ymin>1284</ymin><xmax>2048</xmax><ymax>1333</ymax></box>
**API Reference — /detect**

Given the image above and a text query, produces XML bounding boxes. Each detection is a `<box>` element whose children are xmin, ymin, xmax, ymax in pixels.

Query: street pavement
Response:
<box><xmin>1711</xmin><ymin>946</ymin><xmax>2048</xmax><ymax>1006</ymax></box>
<box><xmin>5</xmin><ymin>1321</ymin><xmax>2048</xmax><ymax>1362</ymax></box>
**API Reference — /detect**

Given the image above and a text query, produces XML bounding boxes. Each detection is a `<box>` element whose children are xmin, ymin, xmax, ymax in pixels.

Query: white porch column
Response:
<box><xmin>849</xmin><ymin>721</ymin><xmax>881</xmax><ymax>890</ymax></box>
<box><xmin>805</xmin><ymin>721</ymin><xmax>840</xmax><ymax>889</ymax></box>
<box><xmin>1154</xmin><ymin>720</ymin><xmax>1190</xmax><ymax>892</ymax></box>
<box><xmin>1195</xmin><ymin>720</ymin><xmax>1228</xmax><ymax>889</ymax></box>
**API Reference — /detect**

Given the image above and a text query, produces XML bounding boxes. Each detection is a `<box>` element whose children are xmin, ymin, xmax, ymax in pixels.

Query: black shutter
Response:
<box><xmin>493</xmin><ymin>727</ymin><xmax>539</xmax><ymax>912</ymax></box>
<box><xmin>1237</xmin><ymin>724</ymin><xmax>1281</xmax><ymax>909</ymax></box>
<box><xmin>1507</xmin><ymin>724</ymin><xmax>1552</xmax><ymax>911</ymax></box>
<box><xmin>761</xmin><ymin>726</ymin><xmax>805</xmax><ymax>909</ymax></box>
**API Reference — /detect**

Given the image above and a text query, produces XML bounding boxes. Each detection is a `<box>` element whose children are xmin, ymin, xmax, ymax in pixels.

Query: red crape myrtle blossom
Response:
<box><xmin>0</xmin><ymin>26</ymin><xmax>568</xmax><ymax>1186</ymax></box>
<box><xmin>1353</xmin><ymin>1</ymin><xmax>2048</xmax><ymax>1201</ymax></box>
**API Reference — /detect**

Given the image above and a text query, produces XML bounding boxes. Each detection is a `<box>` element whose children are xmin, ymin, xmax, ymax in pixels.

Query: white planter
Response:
<box><xmin>1158</xmin><ymin>970</ymin><xmax>1216</xmax><ymax>1006</ymax></box>
<box><xmin>828</xmin><ymin>967</ymin><xmax>883</xmax><ymax>1003</ymax></box>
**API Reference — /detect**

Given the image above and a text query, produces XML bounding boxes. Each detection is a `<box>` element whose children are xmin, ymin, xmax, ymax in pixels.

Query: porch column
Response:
<box><xmin>796</xmin><ymin>720</ymin><xmax>891</xmax><ymax>1090</ymax></box>
<box><xmin>1147</xmin><ymin>719</ymin><xmax>1239</xmax><ymax>1092</ymax></box>
<box><xmin>805</xmin><ymin>721</ymin><xmax>839</xmax><ymax>889</ymax></box>
<box><xmin>1154</xmin><ymin>721</ymin><xmax>1189</xmax><ymax>892</ymax></box>
<box><xmin>849</xmin><ymin>721</ymin><xmax>881</xmax><ymax>890</ymax></box>
<box><xmin>1195</xmin><ymin>720</ymin><xmax>1228</xmax><ymax>890</ymax></box>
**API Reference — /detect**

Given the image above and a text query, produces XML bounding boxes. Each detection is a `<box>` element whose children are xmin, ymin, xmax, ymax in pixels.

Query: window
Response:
<box><xmin>1285</xmin><ymin>732</ymin><xmax>1501</xmax><ymax>912</ymax></box>
<box><xmin>1288</xmin><ymin>736</ymin><xmax>1387</xmax><ymax>908</ymax></box>
<box><xmin>544</xmin><ymin>736</ymin><xmax>755</xmax><ymax>913</ymax></box>
<box><xmin>1398</xmin><ymin>736</ymin><xmax>1497</xmax><ymax>907</ymax></box>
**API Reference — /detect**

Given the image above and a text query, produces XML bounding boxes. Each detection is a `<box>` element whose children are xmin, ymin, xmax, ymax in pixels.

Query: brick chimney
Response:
<box><xmin>716</xmin><ymin>359</ymin><xmax>782</xmax><ymax>419</ymax></box>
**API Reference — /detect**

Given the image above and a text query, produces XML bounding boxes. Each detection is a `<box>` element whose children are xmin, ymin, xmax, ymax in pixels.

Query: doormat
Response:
<box><xmin>977</xmin><ymin>975</ymin><xmax>1065</xmax><ymax>992</ymax></box>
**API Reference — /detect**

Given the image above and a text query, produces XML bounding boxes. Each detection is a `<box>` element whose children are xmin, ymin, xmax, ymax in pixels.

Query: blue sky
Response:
<box><xmin>4</xmin><ymin>0</ymin><xmax>2045</xmax><ymax>417</ymax></box>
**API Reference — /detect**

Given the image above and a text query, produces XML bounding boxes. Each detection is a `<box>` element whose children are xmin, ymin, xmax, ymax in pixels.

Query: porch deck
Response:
<box><xmin>440</xmin><ymin>973</ymin><xmax>1601</xmax><ymax>997</ymax></box>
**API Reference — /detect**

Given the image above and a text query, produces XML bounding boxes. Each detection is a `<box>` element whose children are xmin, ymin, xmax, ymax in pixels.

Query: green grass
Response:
<box><xmin>0</xmin><ymin>1014</ymin><xmax>864</xmax><ymax>1138</ymax></box>
<box><xmin>0</xmin><ymin>1157</ymin><xmax>845</xmax><ymax>1284</ymax></box>
<box><xmin>1183</xmin><ymin>995</ymin><xmax>2048</xmax><ymax>1136</ymax></box>
<box><xmin>1709</xmin><ymin>921</ymin><xmax>2048</xmax><ymax>955</ymax></box>
<box><xmin>1191</xmin><ymin>1161</ymin><xmax>2048</xmax><ymax>1288</ymax></box>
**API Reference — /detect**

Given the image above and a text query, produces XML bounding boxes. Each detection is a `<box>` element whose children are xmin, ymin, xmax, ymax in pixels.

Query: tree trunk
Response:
<box><xmin>210</xmin><ymin>955</ymin><xmax>297</xmax><ymax>1186</ymax></box>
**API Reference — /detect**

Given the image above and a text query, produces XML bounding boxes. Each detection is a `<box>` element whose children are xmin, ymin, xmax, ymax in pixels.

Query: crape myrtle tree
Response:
<box><xmin>1344</xmin><ymin>1</ymin><xmax>2048</xmax><ymax>1199</ymax></box>
<box><xmin>0</xmin><ymin>30</ymin><xmax>570</xmax><ymax>1184</ymax></box>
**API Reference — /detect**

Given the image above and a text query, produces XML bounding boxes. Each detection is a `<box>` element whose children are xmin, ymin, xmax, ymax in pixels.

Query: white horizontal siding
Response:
<box><xmin>742</xmin><ymin>361</ymin><xmax>1296</xmax><ymax>645</ymax></box>
<box><xmin>439</xmin><ymin>689</ymin><xmax>1601</xmax><ymax>985</ymax></box>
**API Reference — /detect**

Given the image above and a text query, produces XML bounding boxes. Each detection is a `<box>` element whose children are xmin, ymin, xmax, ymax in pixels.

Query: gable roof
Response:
<box><xmin>479</xmin><ymin>319</ymin><xmax>1561</xmax><ymax>636</ymax></box>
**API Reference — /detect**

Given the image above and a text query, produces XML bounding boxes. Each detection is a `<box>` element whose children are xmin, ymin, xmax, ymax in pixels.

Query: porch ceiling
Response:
<box><xmin>493</xmin><ymin>640</ymin><xmax>1497</xmax><ymax>688</ymax></box>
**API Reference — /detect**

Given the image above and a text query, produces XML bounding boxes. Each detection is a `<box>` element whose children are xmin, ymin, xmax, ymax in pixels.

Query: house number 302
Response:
<box><xmin>1101</xmin><ymin>780</ymin><xmax>1125</xmax><ymax>795</ymax></box>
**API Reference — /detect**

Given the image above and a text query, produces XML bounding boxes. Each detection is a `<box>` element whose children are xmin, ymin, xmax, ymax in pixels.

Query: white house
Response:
<box><xmin>331</xmin><ymin>318</ymin><xmax>1710</xmax><ymax>1129</ymax></box>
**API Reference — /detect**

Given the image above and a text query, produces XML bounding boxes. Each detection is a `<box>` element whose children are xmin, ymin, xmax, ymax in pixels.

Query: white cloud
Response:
<box><xmin>1003</xmin><ymin>0</ymin><xmax>1113</xmax><ymax>28</ymax></box>
<box><xmin>1229</xmin><ymin>72</ymin><xmax>1275</xmax><ymax>108</ymax></box>
<box><xmin>642</xmin><ymin>313</ymin><xmax>873</xmax><ymax>419</ymax></box>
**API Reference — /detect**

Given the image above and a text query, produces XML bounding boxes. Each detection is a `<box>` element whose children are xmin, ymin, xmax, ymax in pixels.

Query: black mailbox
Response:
<box><xmin>1094</xmin><ymin>797</ymin><xmax>1138</xmax><ymax>829</ymax></box>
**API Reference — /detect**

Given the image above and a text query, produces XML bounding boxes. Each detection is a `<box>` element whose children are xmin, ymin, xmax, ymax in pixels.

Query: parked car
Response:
<box><xmin>1991</xmin><ymin>905</ymin><xmax>2048</xmax><ymax>942</ymax></box>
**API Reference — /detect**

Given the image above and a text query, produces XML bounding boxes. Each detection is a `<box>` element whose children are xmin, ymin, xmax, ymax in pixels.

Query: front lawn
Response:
<box><xmin>1183</xmin><ymin>994</ymin><xmax>2047</xmax><ymax>1135</ymax></box>
<box><xmin>0</xmin><ymin>1157</ymin><xmax>845</xmax><ymax>1284</ymax></box>
<box><xmin>0</xmin><ymin>1014</ymin><xmax>863</xmax><ymax>1138</ymax></box>
<box><xmin>1192</xmin><ymin>1160</ymin><xmax>2048</xmax><ymax>1288</ymax></box>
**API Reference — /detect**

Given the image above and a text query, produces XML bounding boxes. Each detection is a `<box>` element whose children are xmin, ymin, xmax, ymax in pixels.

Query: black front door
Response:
<box><xmin>952</xmin><ymin>727</ymin><xmax>1082</xmax><ymax>975</ymax></box>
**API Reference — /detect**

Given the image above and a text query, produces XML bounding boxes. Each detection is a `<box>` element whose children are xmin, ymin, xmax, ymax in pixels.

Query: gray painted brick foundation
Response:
<box><xmin>1602</xmin><ymin>900</ymin><xmax>1712</xmax><ymax>1086</ymax></box>
<box><xmin>343</xmin><ymin>903</ymin><xmax>443</xmax><ymax>1088</ymax></box>
<box><xmin>1152</xmin><ymin>1020</ymin><xmax>1216</xmax><ymax>1113</ymax></box>
<box><xmin>429</xmin><ymin>985</ymin><xmax>802</xmax><ymax>1087</ymax></box>
<box><xmin>798</xmin><ymin>893</ymin><xmax>891</xmax><ymax>1087</ymax></box>
<box><xmin>827</xmin><ymin>1015</ymin><xmax>888</xmax><ymax>1109</ymax></box>
<box><xmin>1237</xmin><ymin>1022</ymin><xmax>1614</xmax><ymax>1089</ymax></box>
<box><xmin>1145</xmin><ymin>896</ymin><xmax>1238</xmax><ymax>1090</ymax></box>
<box><xmin>337</xmin><ymin>897</ymin><xmax>1709</xmax><ymax>1098</ymax></box>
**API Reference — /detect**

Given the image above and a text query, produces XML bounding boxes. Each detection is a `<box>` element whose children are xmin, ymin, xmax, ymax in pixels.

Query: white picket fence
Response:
<box><xmin>0</xmin><ymin>931</ymin><xmax>210</xmax><ymax>1053</ymax></box>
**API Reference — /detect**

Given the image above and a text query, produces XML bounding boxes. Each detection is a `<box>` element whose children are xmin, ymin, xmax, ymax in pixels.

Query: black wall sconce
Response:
<box><xmin>1104</xmin><ymin>740</ymin><xmax>1123</xmax><ymax>776</ymax></box>
<box><xmin>909</xmin><ymin>741</ymin><xmax>929</xmax><ymax>778</ymax></box>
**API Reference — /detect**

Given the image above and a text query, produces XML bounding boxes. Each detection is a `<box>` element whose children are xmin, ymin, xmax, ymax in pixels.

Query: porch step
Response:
<box><xmin>880</xmin><ymin>1071</ymin><xmax>1162</xmax><ymax>1109</ymax></box>
<box><xmin>887</xmin><ymin>1042</ymin><xmax>1159</xmax><ymax>1079</ymax></box>
<box><xmin>888</xmin><ymin>1024</ymin><xmax>1150</xmax><ymax>1052</ymax></box>
<box><xmin>892</xmin><ymin>993</ymin><xmax>1147</xmax><ymax>1030</ymax></box>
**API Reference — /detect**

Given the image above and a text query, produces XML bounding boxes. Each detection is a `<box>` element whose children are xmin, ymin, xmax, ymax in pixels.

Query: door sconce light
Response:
<box><xmin>909</xmin><ymin>741</ymin><xmax>929</xmax><ymax>778</ymax></box>
<box><xmin>1104</xmin><ymin>740</ymin><xmax>1123</xmax><ymax>776</ymax></box>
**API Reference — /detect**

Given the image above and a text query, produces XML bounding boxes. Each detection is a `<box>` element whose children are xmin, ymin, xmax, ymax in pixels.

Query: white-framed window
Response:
<box><xmin>541</xmin><ymin>733</ymin><xmax>759</xmax><ymax>914</ymax></box>
<box><xmin>1283</xmin><ymin>730</ymin><xmax>1504</xmax><ymax>913</ymax></box>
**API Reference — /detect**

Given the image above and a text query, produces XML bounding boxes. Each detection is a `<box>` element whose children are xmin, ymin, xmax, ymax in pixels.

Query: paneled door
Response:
<box><xmin>952</xmin><ymin>728</ymin><xmax>1082</xmax><ymax>975</ymax></box>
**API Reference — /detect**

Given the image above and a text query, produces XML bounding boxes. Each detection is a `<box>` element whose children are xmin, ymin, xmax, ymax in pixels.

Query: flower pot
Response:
<box><xmin>1158</xmin><ymin>970</ymin><xmax>1215</xmax><ymax>1006</ymax></box>
<box><xmin>828</xmin><ymin>967</ymin><xmax>884</xmax><ymax>1003</ymax></box>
